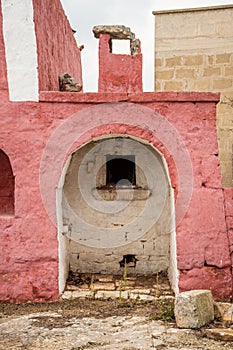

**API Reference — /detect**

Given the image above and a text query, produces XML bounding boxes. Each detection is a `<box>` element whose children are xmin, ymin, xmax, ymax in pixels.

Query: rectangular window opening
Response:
<box><xmin>106</xmin><ymin>155</ymin><xmax>136</xmax><ymax>187</ymax></box>
<box><xmin>111</xmin><ymin>39</ymin><xmax>131</xmax><ymax>55</ymax></box>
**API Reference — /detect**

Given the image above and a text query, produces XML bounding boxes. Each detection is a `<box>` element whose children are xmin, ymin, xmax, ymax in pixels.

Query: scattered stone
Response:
<box><xmin>214</xmin><ymin>302</ymin><xmax>232</xmax><ymax>319</ymax></box>
<box><xmin>223</xmin><ymin>304</ymin><xmax>233</xmax><ymax>325</ymax></box>
<box><xmin>59</xmin><ymin>72</ymin><xmax>82</xmax><ymax>92</ymax></box>
<box><xmin>174</xmin><ymin>290</ymin><xmax>214</xmax><ymax>329</ymax></box>
<box><xmin>205</xmin><ymin>328</ymin><xmax>233</xmax><ymax>341</ymax></box>
<box><xmin>1</xmin><ymin>307</ymin><xmax>233</xmax><ymax>350</ymax></box>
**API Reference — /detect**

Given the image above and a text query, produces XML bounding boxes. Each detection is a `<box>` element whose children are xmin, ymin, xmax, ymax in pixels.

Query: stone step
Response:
<box><xmin>62</xmin><ymin>289</ymin><xmax>174</xmax><ymax>302</ymax></box>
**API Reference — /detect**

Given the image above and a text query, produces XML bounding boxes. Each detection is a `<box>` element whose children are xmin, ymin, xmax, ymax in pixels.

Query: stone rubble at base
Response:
<box><xmin>1</xmin><ymin>311</ymin><xmax>233</xmax><ymax>349</ymax></box>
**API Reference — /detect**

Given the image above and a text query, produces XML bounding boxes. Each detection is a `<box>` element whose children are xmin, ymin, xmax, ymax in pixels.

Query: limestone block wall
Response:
<box><xmin>153</xmin><ymin>5</ymin><xmax>233</xmax><ymax>188</ymax></box>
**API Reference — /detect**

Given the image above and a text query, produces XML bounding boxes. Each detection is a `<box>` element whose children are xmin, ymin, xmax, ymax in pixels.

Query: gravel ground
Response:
<box><xmin>0</xmin><ymin>298</ymin><xmax>233</xmax><ymax>349</ymax></box>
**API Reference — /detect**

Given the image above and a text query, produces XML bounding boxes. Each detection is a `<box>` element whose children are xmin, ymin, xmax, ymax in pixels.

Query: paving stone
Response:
<box><xmin>61</xmin><ymin>290</ymin><xmax>91</xmax><ymax>299</ymax></box>
<box><xmin>97</xmin><ymin>275</ymin><xmax>114</xmax><ymax>282</ymax></box>
<box><xmin>115</xmin><ymin>280</ymin><xmax>136</xmax><ymax>288</ymax></box>
<box><xmin>95</xmin><ymin>290</ymin><xmax>128</xmax><ymax>299</ymax></box>
<box><xmin>205</xmin><ymin>328</ymin><xmax>233</xmax><ymax>341</ymax></box>
<box><xmin>130</xmin><ymin>293</ymin><xmax>155</xmax><ymax>301</ymax></box>
<box><xmin>66</xmin><ymin>284</ymin><xmax>88</xmax><ymax>291</ymax></box>
<box><xmin>129</xmin><ymin>288</ymin><xmax>151</xmax><ymax>294</ymax></box>
<box><xmin>174</xmin><ymin>290</ymin><xmax>214</xmax><ymax>329</ymax></box>
<box><xmin>92</xmin><ymin>282</ymin><xmax>116</xmax><ymax>291</ymax></box>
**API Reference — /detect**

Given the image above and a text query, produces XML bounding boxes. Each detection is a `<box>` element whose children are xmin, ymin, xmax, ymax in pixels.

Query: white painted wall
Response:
<box><xmin>61</xmin><ymin>136</ymin><xmax>177</xmax><ymax>283</ymax></box>
<box><xmin>57</xmin><ymin>156</ymin><xmax>72</xmax><ymax>294</ymax></box>
<box><xmin>1</xmin><ymin>0</ymin><xmax>39</xmax><ymax>101</ymax></box>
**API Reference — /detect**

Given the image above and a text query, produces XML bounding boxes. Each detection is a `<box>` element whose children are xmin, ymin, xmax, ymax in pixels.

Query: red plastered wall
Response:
<box><xmin>32</xmin><ymin>0</ymin><xmax>83</xmax><ymax>92</ymax></box>
<box><xmin>0</xmin><ymin>150</ymin><xmax>14</xmax><ymax>215</ymax></box>
<box><xmin>0</xmin><ymin>91</ymin><xmax>232</xmax><ymax>302</ymax></box>
<box><xmin>98</xmin><ymin>34</ymin><xmax>143</xmax><ymax>93</ymax></box>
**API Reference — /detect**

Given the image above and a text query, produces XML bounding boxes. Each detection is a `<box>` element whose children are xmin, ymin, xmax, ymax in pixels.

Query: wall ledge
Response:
<box><xmin>39</xmin><ymin>91</ymin><xmax>220</xmax><ymax>104</ymax></box>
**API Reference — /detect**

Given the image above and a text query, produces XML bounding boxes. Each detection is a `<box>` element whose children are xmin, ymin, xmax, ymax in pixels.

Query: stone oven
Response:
<box><xmin>0</xmin><ymin>1</ymin><xmax>232</xmax><ymax>302</ymax></box>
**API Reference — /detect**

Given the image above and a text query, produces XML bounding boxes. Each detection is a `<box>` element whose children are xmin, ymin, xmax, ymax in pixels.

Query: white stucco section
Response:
<box><xmin>57</xmin><ymin>156</ymin><xmax>72</xmax><ymax>294</ymax></box>
<box><xmin>1</xmin><ymin>0</ymin><xmax>39</xmax><ymax>101</ymax></box>
<box><xmin>168</xmin><ymin>188</ymin><xmax>179</xmax><ymax>295</ymax></box>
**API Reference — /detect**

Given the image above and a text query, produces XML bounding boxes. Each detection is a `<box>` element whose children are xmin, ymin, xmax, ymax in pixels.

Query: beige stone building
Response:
<box><xmin>153</xmin><ymin>5</ymin><xmax>233</xmax><ymax>187</ymax></box>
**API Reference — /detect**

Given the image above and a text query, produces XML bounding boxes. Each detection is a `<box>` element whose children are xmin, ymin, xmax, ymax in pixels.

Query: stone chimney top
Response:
<box><xmin>93</xmin><ymin>25</ymin><xmax>135</xmax><ymax>40</ymax></box>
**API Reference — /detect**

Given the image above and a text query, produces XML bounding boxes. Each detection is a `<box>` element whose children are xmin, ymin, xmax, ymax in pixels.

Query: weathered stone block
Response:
<box><xmin>93</xmin><ymin>25</ymin><xmax>135</xmax><ymax>40</ymax></box>
<box><xmin>165</xmin><ymin>56</ymin><xmax>182</xmax><ymax>67</ymax></box>
<box><xmin>156</xmin><ymin>70</ymin><xmax>174</xmax><ymax>80</ymax></box>
<box><xmin>164</xmin><ymin>81</ymin><xmax>183</xmax><ymax>91</ymax></box>
<box><xmin>92</xmin><ymin>282</ymin><xmax>115</xmax><ymax>291</ymax></box>
<box><xmin>155</xmin><ymin>58</ymin><xmax>163</xmax><ymax>67</ymax></box>
<box><xmin>222</xmin><ymin>304</ymin><xmax>233</xmax><ymax>325</ymax></box>
<box><xmin>213</xmin><ymin>78</ymin><xmax>232</xmax><ymax>90</ymax></box>
<box><xmin>184</xmin><ymin>55</ymin><xmax>203</xmax><ymax>66</ymax></box>
<box><xmin>203</xmin><ymin>67</ymin><xmax>221</xmax><ymax>77</ymax></box>
<box><xmin>174</xmin><ymin>290</ymin><xmax>214</xmax><ymax>329</ymax></box>
<box><xmin>216</xmin><ymin>53</ymin><xmax>231</xmax><ymax>64</ymax></box>
<box><xmin>225</xmin><ymin>66</ymin><xmax>233</xmax><ymax>76</ymax></box>
<box><xmin>95</xmin><ymin>290</ymin><xmax>128</xmax><ymax>300</ymax></box>
<box><xmin>176</xmin><ymin>68</ymin><xmax>195</xmax><ymax>78</ymax></box>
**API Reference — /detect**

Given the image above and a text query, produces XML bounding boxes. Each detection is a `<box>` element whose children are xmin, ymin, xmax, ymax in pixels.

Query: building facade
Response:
<box><xmin>0</xmin><ymin>1</ymin><xmax>232</xmax><ymax>302</ymax></box>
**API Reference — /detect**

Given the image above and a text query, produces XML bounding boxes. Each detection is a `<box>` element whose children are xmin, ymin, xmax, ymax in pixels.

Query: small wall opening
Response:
<box><xmin>106</xmin><ymin>155</ymin><xmax>136</xmax><ymax>186</ymax></box>
<box><xmin>0</xmin><ymin>150</ymin><xmax>14</xmax><ymax>216</ymax></box>
<box><xmin>110</xmin><ymin>39</ymin><xmax>131</xmax><ymax>54</ymax></box>
<box><xmin>119</xmin><ymin>254</ymin><xmax>138</xmax><ymax>268</ymax></box>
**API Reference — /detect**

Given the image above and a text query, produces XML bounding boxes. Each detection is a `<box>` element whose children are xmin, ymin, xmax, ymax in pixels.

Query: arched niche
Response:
<box><xmin>0</xmin><ymin>149</ymin><xmax>15</xmax><ymax>216</ymax></box>
<box><xmin>57</xmin><ymin>135</ymin><xmax>178</xmax><ymax>294</ymax></box>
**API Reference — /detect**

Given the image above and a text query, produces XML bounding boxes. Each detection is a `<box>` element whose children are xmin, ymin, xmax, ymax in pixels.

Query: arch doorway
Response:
<box><xmin>57</xmin><ymin>135</ymin><xmax>178</xmax><ymax>294</ymax></box>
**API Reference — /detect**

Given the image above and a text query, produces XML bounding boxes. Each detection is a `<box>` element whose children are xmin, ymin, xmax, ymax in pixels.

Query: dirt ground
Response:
<box><xmin>0</xmin><ymin>297</ymin><xmax>233</xmax><ymax>350</ymax></box>
<box><xmin>0</xmin><ymin>273</ymin><xmax>233</xmax><ymax>349</ymax></box>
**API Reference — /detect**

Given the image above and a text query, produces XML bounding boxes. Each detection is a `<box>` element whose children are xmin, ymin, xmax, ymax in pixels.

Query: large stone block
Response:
<box><xmin>175</xmin><ymin>290</ymin><xmax>214</xmax><ymax>329</ymax></box>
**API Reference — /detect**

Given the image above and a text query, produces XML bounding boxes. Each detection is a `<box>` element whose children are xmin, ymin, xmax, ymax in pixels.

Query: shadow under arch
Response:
<box><xmin>0</xmin><ymin>149</ymin><xmax>15</xmax><ymax>216</ymax></box>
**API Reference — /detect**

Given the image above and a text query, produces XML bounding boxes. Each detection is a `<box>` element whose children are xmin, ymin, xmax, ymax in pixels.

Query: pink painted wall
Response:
<box><xmin>98</xmin><ymin>34</ymin><xmax>143</xmax><ymax>93</ymax></box>
<box><xmin>0</xmin><ymin>91</ymin><xmax>232</xmax><ymax>302</ymax></box>
<box><xmin>0</xmin><ymin>1</ymin><xmax>232</xmax><ymax>303</ymax></box>
<box><xmin>0</xmin><ymin>2</ymin><xmax>8</xmax><ymax>101</ymax></box>
<box><xmin>32</xmin><ymin>0</ymin><xmax>83</xmax><ymax>92</ymax></box>
<box><xmin>0</xmin><ymin>150</ymin><xmax>14</xmax><ymax>215</ymax></box>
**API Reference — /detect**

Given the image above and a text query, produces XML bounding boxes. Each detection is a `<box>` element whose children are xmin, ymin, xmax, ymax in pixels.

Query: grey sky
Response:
<box><xmin>60</xmin><ymin>0</ymin><xmax>232</xmax><ymax>91</ymax></box>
